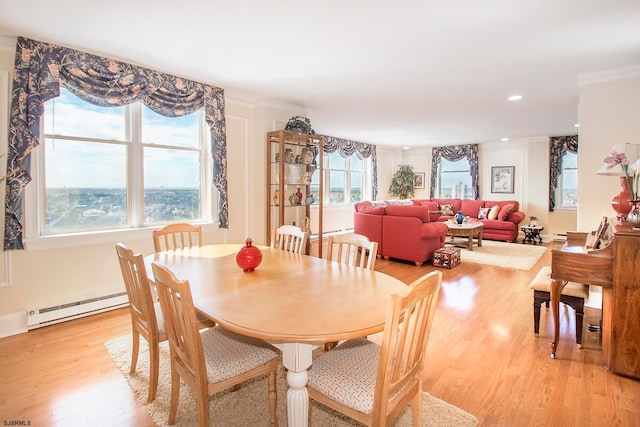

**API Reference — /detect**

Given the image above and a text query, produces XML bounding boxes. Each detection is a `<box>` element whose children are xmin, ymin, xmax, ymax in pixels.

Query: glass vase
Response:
<box><xmin>627</xmin><ymin>200</ymin><xmax>640</xmax><ymax>229</ymax></box>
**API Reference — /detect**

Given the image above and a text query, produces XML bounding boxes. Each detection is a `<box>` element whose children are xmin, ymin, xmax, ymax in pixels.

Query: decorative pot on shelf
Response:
<box><xmin>284</xmin><ymin>148</ymin><xmax>295</xmax><ymax>163</ymax></box>
<box><xmin>235</xmin><ymin>238</ymin><xmax>262</xmax><ymax>272</ymax></box>
<box><xmin>305</xmin><ymin>194</ymin><xmax>314</xmax><ymax>205</ymax></box>
<box><xmin>627</xmin><ymin>200</ymin><xmax>640</xmax><ymax>229</ymax></box>
<box><xmin>301</xmin><ymin>147</ymin><xmax>313</xmax><ymax>164</ymax></box>
<box><xmin>454</xmin><ymin>210</ymin><xmax>464</xmax><ymax>224</ymax></box>
<box><xmin>295</xmin><ymin>187</ymin><xmax>303</xmax><ymax>204</ymax></box>
<box><xmin>301</xmin><ymin>171</ymin><xmax>312</xmax><ymax>185</ymax></box>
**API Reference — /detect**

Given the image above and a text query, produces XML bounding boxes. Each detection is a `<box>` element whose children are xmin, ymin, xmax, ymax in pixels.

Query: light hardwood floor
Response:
<box><xmin>1</xmin><ymin>241</ymin><xmax>639</xmax><ymax>426</ymax></box>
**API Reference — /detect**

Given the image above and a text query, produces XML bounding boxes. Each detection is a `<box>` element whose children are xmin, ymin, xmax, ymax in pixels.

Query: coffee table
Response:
<box><xmin>445</xmin><ymin>221</ymin><xmax>483</xmax><ymax>251</ymax></box>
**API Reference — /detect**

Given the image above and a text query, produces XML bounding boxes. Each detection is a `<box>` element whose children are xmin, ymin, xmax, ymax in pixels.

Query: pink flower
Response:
<box><xmin>603</xmin><ymin>149</ymin><xmax>635</xmax><ymax>199</ymax></box>
<box><xmin>603</xmin><ymin>150</ymin><xmax>629</xmax><ymax>170</ymax></box>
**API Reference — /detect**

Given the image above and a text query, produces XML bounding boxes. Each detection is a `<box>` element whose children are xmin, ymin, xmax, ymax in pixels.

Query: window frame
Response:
<box><xmin>321</xmin><ymin>152</ymin><xmax>371</xmax><ymax>207</ymax></box>
<box><xmin>24</xmin><ymin>95</ymin><xmax>218</xmax><ymax>251</ymax></box>
<box><xmin>556</xmin><ymin>151</ymin><xmax>578</xmax><ymax>211</ymax></box>
<box><xmin>437</xmin><ymin>157</ymin><xmax>472</xmax><ymax>199</ymax></box>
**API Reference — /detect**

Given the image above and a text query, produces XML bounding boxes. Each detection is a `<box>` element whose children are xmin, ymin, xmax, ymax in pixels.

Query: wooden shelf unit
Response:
<box><xmin>266</xmin><ymin>130</ymin><xmax>323</xmax><ymax>257</ymax></box>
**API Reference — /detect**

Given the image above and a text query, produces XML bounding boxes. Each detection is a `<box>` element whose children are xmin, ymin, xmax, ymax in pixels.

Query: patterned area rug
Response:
<box><xmin>105</xmin><ymin>334</ymin><xmax>478</xmax><ymax>427</ymax></box>
<box><xmin>456</xmin><ymin>239</ymin><xmax>547</xmax><ymax>271</ymax></box>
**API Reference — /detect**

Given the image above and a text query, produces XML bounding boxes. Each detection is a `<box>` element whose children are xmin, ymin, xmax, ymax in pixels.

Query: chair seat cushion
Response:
<box><xmin>201</xmin><ymin>326</ymin><xmax>279</xmax><ymax>384</ymax></box>
<box><xmin>308</xmin><ymin>338</ymin><xmax>379</xmax><ymax>415</ymax></box>
<box><xmin>529</xmin><ymin>266</ymin><xmax>589</xmax><ymax>299</ymax></box>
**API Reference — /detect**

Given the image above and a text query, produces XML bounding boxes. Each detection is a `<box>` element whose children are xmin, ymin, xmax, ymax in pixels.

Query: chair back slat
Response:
<box><xmin>153</xmin><ymin>223</ymin><xmax>203</xmax><ymax>252</ymax></box>
<box><xmin>326</xmin><ymin>233</ymin><xmax>378</xmax><ymax>270</ymax></box>
<box><xmin>115</xmin><ymin>243</ymin><xmax>157</xmax><ymax>334</ymax></box>
<box><xmin>151</xmin><ymin>261</ymin><xmax>207</xmax><ymax>386</ymax></box>
<box><xmin>272</xmin><ymin>225</ymin><xmax>308</xmax><ymax>254</ymax></box>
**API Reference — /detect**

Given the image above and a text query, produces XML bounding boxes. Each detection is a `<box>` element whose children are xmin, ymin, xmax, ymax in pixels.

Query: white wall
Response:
<box><xmin>1</xmin><ymin>32</ymin><xmax>637</xmax><ymax>338</ymax></box>
<box><xmin>577</xmin><ymin>70</ymin><xmax>640</xmax><ymax>231</ymax></box>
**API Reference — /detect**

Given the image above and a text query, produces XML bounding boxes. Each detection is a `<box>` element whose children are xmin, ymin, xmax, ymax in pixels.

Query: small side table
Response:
<box><xmin>521</xmin><ymin>226</ymin><xmax>544</xmax><ymax>245</ymax></box>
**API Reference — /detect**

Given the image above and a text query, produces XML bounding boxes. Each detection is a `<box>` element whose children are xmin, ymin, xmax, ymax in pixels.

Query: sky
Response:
<box><xmin>44</xmin><ymin>87</ymin><xmax>201</xmax><ymax>188</ymax></box>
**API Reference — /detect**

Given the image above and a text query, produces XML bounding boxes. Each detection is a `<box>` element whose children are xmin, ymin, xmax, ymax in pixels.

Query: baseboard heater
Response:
<box><xmin>26</xmin><ymin>292</ymin><xmax>129</xmax><ymax>329</ymax></box>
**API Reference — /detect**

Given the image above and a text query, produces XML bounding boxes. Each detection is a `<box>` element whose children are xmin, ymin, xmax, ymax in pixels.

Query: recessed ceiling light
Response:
<box><xmin>574</xmin><ymin>123</ymin><xmax>580</xmax><ymax>128</ymax></box>
<box><xmin>501</xmin><ymin>137</ymin><xmax>509</xmax><ymax>142</ymax></box>
<box><xmin>403</xmin><ymin>146</ymin><xmax>410</xmax><ymax>150</ymax></box>
<box><xmin>508</xmin><ymin>95</ymin><xmax>523</xmax><ymax>101</ymax></box>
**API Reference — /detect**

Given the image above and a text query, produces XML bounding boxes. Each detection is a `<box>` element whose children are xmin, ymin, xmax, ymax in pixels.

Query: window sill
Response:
<box><xmin>23</xmin><ymin>223</ymin><xmax>218</xmax><ymax>251</ymax></box>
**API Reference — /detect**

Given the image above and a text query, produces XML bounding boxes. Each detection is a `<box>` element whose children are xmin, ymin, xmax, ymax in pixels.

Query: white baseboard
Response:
<box><xmin>0</xmin><ymin>311</ymin><xmax>28</xmax><ymax>338</ymax></box>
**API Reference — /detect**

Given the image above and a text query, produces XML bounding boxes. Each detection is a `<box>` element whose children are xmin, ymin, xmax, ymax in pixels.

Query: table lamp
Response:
<box><xmin>596</xmin><ymin>143</ymin><xmax>639</xmax><ymax>222</ymax></box>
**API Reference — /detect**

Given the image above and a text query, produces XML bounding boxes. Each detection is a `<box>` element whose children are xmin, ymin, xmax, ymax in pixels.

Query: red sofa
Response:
<box><xmin>353</xmin><ymin>202</ymin><xmax>448</xmax><ymax>266</ymax></box>
<box><xmin>415</xmin><ymin>198</ymin><xmax>525</xmax><ymax>243</ymax></box>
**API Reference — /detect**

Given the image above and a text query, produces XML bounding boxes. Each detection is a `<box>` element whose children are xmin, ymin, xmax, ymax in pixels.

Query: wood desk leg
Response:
<box><xmin>281</xmin><ymin>342</ymin><xmax>313</xmax><ymax>427</ymax></box>
<box><xmin>550</xmin><ymin>279</ymin><xmax>565</xmax><ymax>359</ymax></box>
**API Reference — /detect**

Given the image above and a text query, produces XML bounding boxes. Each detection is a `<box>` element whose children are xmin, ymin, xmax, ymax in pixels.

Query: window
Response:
<box><xmin>40</xmin><ymin>87</ymin><xmax>211</xmax><ymax>236</ymax></box>
<box><xmin>558</xmin><ymin>151</ymin><xmax>578</xmax><ymax>209</ymax></box>
<box><xmin>315</xmin><ymin>152</ymin><xmax>369</xmax><ymax>206</ymax></box>
<box><xmin>438</xmin><ymin>158</ymin><xmax>472</xmax><ymax>199</ymax></box>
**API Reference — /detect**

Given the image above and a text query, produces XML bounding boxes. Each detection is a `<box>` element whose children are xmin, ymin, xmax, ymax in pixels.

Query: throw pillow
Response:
<box><xmin>498</xmin><ymin>203</ymin><xmax>515</xmax><ymax>221</ymax></box>
<box><xmin>478</xmin><ymin>207</ymin><xmax>490</xmax><ymax>220</ymax></box>
<box><xmin>440</xmin><ymin>204</ymin><xmax>454</xmax><ymax>216</ymax></box>
<box><xmin>487</xmin><ymin>204</ymin><xmax>500</xmax><ymax>220</ymax></box>
<box><xmin>421</xmin><ymin>202</ymin><xmax>441</xmax><ymax>221</ymax></box>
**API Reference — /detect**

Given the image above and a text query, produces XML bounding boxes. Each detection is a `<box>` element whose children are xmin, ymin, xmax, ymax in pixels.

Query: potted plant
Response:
<box><xmin>284</xmin><ymin>116</ymin><xmax>315</xmax><ymax>135</ymax></box>
<box><xmin>388</xmin><ymin>164</ymin><xmax>415</xmax><ymax>199</ymax></box>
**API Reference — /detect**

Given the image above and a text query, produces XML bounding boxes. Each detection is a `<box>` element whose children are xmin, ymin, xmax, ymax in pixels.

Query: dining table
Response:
<box><xmin>144</xmin><ymin>244</ymin><xmax>408</xmax><ymax>427</ymax></box>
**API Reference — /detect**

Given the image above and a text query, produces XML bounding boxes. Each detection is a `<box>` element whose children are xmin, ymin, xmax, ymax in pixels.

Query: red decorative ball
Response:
<box><xmin>235</xmin><ymin>238</ymin><xmax>262</xmax><ymax>272</ymax></box>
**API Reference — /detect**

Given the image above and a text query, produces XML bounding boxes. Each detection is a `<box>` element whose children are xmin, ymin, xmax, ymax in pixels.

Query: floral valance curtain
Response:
<box><xmin>430</xmin><ymin>144</ymin><xmax>479</xmax><ymax>199</ymax></box>
<box><xmin>322</xmin><ymin>135</ymin><xmax>378</xmax><ymax>200</ymax></box>
<box><xmin>5</xmin><ymin>37</ymin><xmax>228</xmax><ymax>250</ymax></box>
<box><xmin>549</xmin><ymin>135</ymin><xmax>578</xmax><ymax>211</ymax></box>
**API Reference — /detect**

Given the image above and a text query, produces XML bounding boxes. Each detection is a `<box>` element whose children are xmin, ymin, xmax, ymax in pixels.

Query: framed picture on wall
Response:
<box><xmin>491</xmin><ymin>166</ymin><xmax>514</xmax><ymax>193</ymax></box>
<box><xmin>414</xmin><ymin>172</ymin><xmax>425</xmax><ymax>189</ymax></box>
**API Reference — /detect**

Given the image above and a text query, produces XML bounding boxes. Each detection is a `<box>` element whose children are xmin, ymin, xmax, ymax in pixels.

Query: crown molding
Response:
<box><xmin>578</xmin><ymin>64</ymin><xmax>640</xmax><ymax>86</ymax></box>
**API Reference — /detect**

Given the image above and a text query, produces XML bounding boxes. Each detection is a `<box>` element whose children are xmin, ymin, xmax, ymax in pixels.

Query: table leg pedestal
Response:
<box><xmin>287</xmin><ymin>370</ymin><xmax>309</xmax><ymax>427</ymax></box>
<box><xmin>281</xmin><ymin>342</ymin><xmax>314</xmax><ymax>427</ymax></box>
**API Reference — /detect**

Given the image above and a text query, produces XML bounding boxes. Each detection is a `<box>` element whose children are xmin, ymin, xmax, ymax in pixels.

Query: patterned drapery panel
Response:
<box><xmin>430</xmin><ymin>144</ymin><xmax>479</xmax><ymax>199</ymax></box>
<box><xmin>549</xmin><ymin>135</ymin><xmax>578</xmax><ymax>211</ymax></box>
<box><xmin>322</xmin><ymin>135</ymin><xmax>378</xmax><ymax>200</ymax></box>
<box><xmin>5</xmin><ymin>37</ymin><xmax>228</xmax><ymax>250</ymax></box>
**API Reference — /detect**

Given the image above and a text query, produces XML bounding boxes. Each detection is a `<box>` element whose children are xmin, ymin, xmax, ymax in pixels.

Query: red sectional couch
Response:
<box><xmin>354</xmin><ymin>202</ymin><xmax>448</xmax><ymax>266</ymax></box>
<box><xmin>353</xmin><ymin>198</ymin><xmax>525</xmax><ymax>266</ymax></box>
<box><xmin>417</xmin><ymin>198</ymin><xmax>525</xmax><ymax>243</ymax></box>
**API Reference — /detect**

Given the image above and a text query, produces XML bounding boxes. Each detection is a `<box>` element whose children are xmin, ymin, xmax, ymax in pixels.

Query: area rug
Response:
<box><xmin>456</xmin><ymin>239</ymin><xmax>547</xmax><ymax>271</ymax></box>
<box><xmin>105</xmin><ymin>334</ymin><xmax>478</xmax><ymax>427</ymax></box>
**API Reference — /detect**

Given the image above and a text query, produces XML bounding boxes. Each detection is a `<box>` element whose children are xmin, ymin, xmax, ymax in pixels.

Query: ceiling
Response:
<box><xmin>1</xmin><ymin>0</ymin><xmax>639</xmax><ymax>148</ymax></box>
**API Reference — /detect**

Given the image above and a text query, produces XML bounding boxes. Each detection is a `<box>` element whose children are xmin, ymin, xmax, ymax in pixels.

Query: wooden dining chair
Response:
<box><xmin>115</xmin><ymin>242</ymin><xmax>167</xmax><ymax>403</ymax></box>
<box><xmin>272</xmin><ymin>224</ymin><xmax>308</xmax><ymax>254</ymax></box>
<box><xmin>324</xmin><ymin>232</ymin><xmax>379</xmax><ymax>350</ymax></box>
<box><xmin>151</xmin><ymin>261</ymin><xmax>279</xmax><ymax>427</ymax></box>
<box><xmin>153</xmin><ymin>223</ymin><xmax>202</xmax><ymax>252</ymax></box>
<box><xmin>307</xmin><ymin>270</ymin><xmax>443</xmax><ymax>426</ymax></box>
<box><xmin>326</xmin><ymin>233</ymin><xmax>379</xmax><ymax>270</ymax></box>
